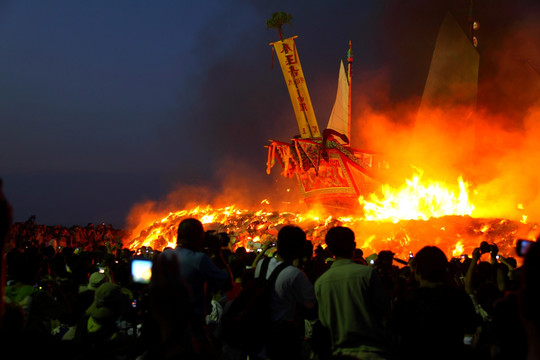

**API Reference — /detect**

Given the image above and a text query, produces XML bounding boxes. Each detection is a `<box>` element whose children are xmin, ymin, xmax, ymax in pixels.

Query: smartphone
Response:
<box><xmin>516</xmin><ymin>239</ymin><xmax>535</xmax><ymax>257</ymax></box>
<box><xmin>131</xmin><ymin>259</ymin><xmax>153</xmax><ymax>284</ymax></box>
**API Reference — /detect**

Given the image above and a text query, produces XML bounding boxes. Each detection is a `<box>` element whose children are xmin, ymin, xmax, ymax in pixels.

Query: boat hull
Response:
<box><xmin>267</xmin><ymin>139</ymin><xmax>381</xmax><ymax>213</ymax></box>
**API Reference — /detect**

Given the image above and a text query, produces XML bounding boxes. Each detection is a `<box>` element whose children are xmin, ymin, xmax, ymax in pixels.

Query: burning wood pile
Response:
<box><xmin>124</xmin><ymin>204</ymin><xmax>536</xmax><ymax>263</ymax></box>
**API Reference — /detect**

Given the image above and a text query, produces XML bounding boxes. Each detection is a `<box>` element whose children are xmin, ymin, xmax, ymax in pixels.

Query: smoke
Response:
<box><xmin>473</xmin><ymin>106</ymin><xmax>540</xmax><ymax>220</ymax></box>
<box><xmin>125</xmin><ymin>1</ymin><xmax>540</xmax><ymax>233</ymax></box>
<box><xmin>477</xmin><ymin>4</ymin><xmax>540</xmax><ymax>121</ymax></box>
<box><xmin>339</xmin><ymin>0</ymin><xmax>540</xmax><ymax>223</ymax></box>
<box><xmin>124</xmin><ymin>155</ymin><xmax>306</xmax><ymax>237</ymax></box>
<box><xmin>352</xmin><ymin>96</ymin><xmax>540</xmax><ymax>222</ymax></box>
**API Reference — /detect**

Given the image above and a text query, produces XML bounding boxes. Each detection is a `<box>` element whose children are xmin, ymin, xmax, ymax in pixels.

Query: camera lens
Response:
<box><xmin>480</xmin><ymin>241</ymin><xmax>491</xmax><ymax>254</ymax></box>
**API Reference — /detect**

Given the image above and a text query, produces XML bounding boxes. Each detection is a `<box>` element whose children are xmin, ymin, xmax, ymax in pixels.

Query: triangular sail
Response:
<box><xmin>326</xmin><ymin>61</ymin><xmax>350</xmax><ymax>143</ymax></box>
<box><xmin>419</xmin><ymin>12</ymin><xmax>479</xmax><ymax>111</ymax></box>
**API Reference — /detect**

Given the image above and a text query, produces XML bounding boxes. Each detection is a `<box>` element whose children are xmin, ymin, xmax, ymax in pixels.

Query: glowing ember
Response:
<box><xmin>123</xmin><ymin>171</ymin><xmax>537</xmax><ymax>264</ymax></box>
<box><xmin>124</xmin><ymin>203</ymin><xmax>536</xmax><ymax>264</ymax></box>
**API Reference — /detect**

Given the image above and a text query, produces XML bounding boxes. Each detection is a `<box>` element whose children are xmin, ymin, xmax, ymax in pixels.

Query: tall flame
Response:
<box><xmin>359</xmin><ymin>171</ymin><xmax>474</xmax><ymax>223</ymax></box>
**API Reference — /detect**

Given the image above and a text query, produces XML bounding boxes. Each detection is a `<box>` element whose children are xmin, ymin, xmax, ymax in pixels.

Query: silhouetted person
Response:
<box><xmin>519</xmin><ymin>240</ymin><xmax>540</xmax><ymax>359</ymax></box>
<box><xmin>139</xmin><ymin>250</ymin><xmax>199</xmax><ymax>359</ymax></box>
<box><xmin>392</xmin><ymin>246</ymin><xmax>479</xmax><ymax>360</ymax></box>
<box><xmin>62</xmin><ymin>282</ymin><xmax>134</xmax><ymax>359</ymax></box>
<box><xmin>160</xmin><ymin>218</ymin><xmax>232</xmax><ymax>358</ymax></box>
<box><xmin>255</xmin><ymin>225</ymin><xmax>316</xmax><ymax>360</ymax></box>
<box><xmin>315</xmin><ymin>226</ymin><xmax>392</xmax><ymax>360</ymax></box>
<box><xmin>0</xmin><ymin>179</ymin><xmax>12</xmax><ymax>330</ymax></box>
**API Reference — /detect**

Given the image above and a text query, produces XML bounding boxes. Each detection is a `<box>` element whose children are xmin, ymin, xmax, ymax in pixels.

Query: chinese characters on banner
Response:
<box><xmin>271</xmin><ymin>36</ymin><xmax>321</xmax><ymax>139</ymax></box>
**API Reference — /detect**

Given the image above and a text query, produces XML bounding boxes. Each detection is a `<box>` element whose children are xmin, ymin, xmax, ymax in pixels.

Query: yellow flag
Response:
<box><xmin>271</xmin><ymin>37</ymin><xmax>321</xmax><ymax>139</ymax></box>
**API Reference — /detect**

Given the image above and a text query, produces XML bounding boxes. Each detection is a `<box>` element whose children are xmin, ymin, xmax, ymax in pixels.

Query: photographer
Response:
<box><xmin>159</xmin><ymin>218</ymin><xmax>232</xmax><ymax>358</ymax></box>
<box><xmin>465</xmin><ymin>242</ymin><xmax>505</xmax><ymax>317</ymax></box>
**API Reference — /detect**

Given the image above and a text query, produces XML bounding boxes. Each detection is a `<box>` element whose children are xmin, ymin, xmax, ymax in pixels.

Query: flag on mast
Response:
<box><xmin>271</xmin><ymin>36</ymin><xmax>321</xmax><ymax>139</ymax></box>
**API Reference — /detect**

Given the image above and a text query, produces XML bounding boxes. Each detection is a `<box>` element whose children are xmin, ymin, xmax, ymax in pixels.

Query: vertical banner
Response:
<box><xmin>271</xmin><ymin>37</ymin><xmax>321</xmax><ymax>139</ymax></box>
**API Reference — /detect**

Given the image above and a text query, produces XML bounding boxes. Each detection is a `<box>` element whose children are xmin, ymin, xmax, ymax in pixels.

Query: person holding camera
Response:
<box><xmin>464</xmin><ymin>241</ymin><xmax>506</xmax><ymax>323</ymax></box>
<box><xmin>160</xmin><ymin>218</ymin><xmax>232</xmax><ymax>358</ymax></box>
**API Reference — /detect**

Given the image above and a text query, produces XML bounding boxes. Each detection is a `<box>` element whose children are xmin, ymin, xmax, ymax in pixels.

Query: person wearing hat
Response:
<box><xmin>79</xmin><ymin>271</ymin><xmax>108</xmax><ymax>293</ymax></box>
<box><xmin>76</xmin><ymin>271</ymin><xmax>110</xmax><ymax>322</ymax></box>
<box><xmin>63</xmin><ymin>282</ymin><xmax>135</xmax><ymax>358</ymax></box>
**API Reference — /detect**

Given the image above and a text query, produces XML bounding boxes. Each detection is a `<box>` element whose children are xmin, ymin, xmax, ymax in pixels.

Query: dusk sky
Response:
<box><xmin>2</xmin><ymin>1</ymin><xmax>539</xmax><ymax>227</ymax></box>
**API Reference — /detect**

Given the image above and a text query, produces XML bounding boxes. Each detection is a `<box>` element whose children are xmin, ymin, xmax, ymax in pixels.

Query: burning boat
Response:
<box><xmin>266</xmin><ymin>14</ymin><xmax>385</xmax><ymax>213</ymax></box>
<box><xmin>125</xmin><ymin>11</ymin><xmax>539</xmax><ymax>262</ymax></box>
<box><xmin>265</xmin><ymin>12</ymin><xmax>480</xmax><ymax>214</ymax></box>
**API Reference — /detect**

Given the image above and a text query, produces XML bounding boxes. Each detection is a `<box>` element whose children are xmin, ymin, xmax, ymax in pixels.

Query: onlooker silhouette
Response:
<box><xmin>518</xmin><ymin>240</ymin><xmax>540</xmax><ymax>359</ymax></box>
<box><xmin>159</xmin><ymin>218</ymin><xmax>232</xmax><ymax>358</ymax></box>
<box><xmin>62</xmin><ymin>282</ymin><xmax>135</xmax><ymax>359</ymax></box>
<box><xmin>138</xmin><ymin>249</ymin><xmax>199</xmax><ymax>359</ymax></box>
<box><xmin>255</xmin><ymin>225</ymin><xmax>316</xmax><ymax>360</ymax></box>
<box><xmin>315</xmin><ymin>226</ymin><xmax>392</xmax><ymax>360</ymax></box>
<box><xmin>391</xmin><ymin>246</ymin><xmax>479</xmax><ymax>360</ymax></box>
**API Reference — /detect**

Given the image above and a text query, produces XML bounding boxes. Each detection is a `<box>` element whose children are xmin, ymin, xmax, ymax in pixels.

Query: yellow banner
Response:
<box><xmin>271</xmin><ymin>37</ymin><xmax>321</xmax><ymax>139</ymax></box>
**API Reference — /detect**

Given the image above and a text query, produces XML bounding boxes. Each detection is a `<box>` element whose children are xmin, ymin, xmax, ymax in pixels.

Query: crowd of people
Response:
<box><xmin>0</xmin><ymin>180</ymin><xmax>538</xmax><ymax>360</ymax></box>
<box><xmin>7</xmin><ymin>215</ymin><xmax>126</xmax><ymax>252</ymax></box>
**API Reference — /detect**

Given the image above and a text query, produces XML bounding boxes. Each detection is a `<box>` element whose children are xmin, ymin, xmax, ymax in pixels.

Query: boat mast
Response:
<box><xmin>347</xmin><ymin>41</ymin><xmax>353</xmax><ymax>143</ymax></box>
<box><xmin>267</xmin><ymin>12</ymin><xmax>320</xmax><ymax>139</ymax></box>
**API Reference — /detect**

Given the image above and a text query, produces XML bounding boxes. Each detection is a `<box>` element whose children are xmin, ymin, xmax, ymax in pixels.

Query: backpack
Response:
<box><xmin>220</xmin><ymin>257</ymin><xmax>290</xmax><ymax>354</ymax></box>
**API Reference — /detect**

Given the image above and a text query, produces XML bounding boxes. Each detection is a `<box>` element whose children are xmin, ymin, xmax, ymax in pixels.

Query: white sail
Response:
<box><xmin>326</xmin><ymin>60</ymin><xmax>349</xmax><ymax>143</ymax></box>
<box><xmin>419</xmin><ymin>12</ymin><xmax>479</xmax><ymax>111</ymax></box>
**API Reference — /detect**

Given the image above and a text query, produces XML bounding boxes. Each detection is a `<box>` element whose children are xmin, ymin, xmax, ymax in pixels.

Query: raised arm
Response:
<box><xmin>465</xmin><ymin>247</ymin><xmax>480</xmax><ymax>295</ymax></box>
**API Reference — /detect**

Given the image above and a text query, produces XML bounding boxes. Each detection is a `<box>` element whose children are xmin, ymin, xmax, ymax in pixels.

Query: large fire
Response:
<box><xmin>122</xmin><ymin>9</ymin><xmax>540</xmax><ymax>266</ymax></box>
<box><xmin>125</xmin><ymin>169</ymin><xmax>538</xmax><ymax>263</ymax></box>
<box><xmin>360</xmin><ymin>170</ymin><xmax>474</xmax><ymax>223</ymax></box>
<box><xmin>125</xmin><ymin>98</ymin><xmax>540</xmax><ymax>264</ymax></box>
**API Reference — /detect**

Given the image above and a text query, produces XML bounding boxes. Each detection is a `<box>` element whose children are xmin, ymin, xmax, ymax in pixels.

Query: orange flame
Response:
<box><xmin>452</xmin><ymin>241</ymin><xmax>464</xmax><ymax>257</ymax></box>
<box><xmin>124</xmin><ymin>166</ymin><xmax>537</xmax><ymax>264</ymax></box>
<box><xmin>359</xmin><ymin>170</ymin><xmax>474</xmax><ymax>223</ymax></box>
<box><xmin>124</xmin><ymin>202</ymin><xmax>535</xmax><ymax>265</ymax></box>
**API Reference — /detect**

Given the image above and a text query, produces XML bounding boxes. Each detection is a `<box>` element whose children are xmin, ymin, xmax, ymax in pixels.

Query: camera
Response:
<box><xmin>480</xmin><ymin>241</ymin><xmax>497</xmax><ymax>254</ymax></box>
<box><xmin>131</xmin><ymin>258</ymin><xmax>153</xmax><ymax>284</ymax></box>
